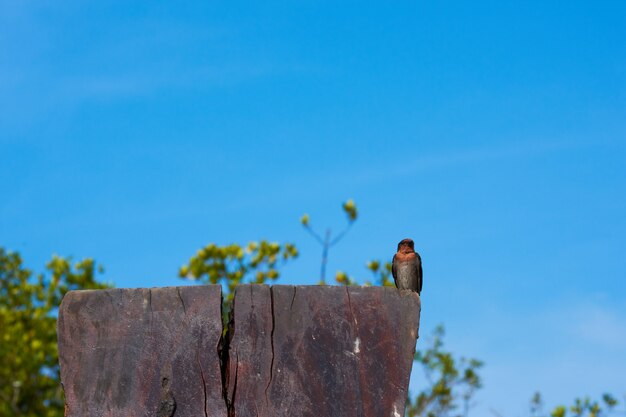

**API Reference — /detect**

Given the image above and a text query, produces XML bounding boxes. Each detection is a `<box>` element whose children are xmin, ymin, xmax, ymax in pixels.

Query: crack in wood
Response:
<box><xmin>264</xmin><ymin>287</ymin><xmax>275</xmax><ymax>409</ymax></box>
<box><xmin>176</xmin><ymin>287</ymin><xmax>186</xmax><ymax>315</ymax></box>
<box><xmin>196</xmin><ymin>350</ymin><xmax>209</xmax><ymax>417</ymax></box>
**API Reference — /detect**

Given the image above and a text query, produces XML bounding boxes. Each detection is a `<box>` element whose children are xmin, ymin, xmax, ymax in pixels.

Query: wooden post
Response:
<box><xmin>58</xmin><ymin>285</ymin><xmax>420</xmax><ymax>417</ymax></box>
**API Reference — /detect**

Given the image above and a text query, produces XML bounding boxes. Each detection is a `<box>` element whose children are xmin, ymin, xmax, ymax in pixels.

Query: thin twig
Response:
<box><xmin>303</xmin><ymin>226</ymin><xmax>325</xmax><ymax>245</ymax></box>
<box><xmin>329</xmin><ymin>222</ymin><xmax>353</xmax><ymax>247</ymax></box>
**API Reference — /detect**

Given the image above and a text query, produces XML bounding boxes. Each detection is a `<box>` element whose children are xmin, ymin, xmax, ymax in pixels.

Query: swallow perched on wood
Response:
<box><xmin>392</xmin><ymin>238</ymin><xmax>422</xmax><ymax>294</ymax></box>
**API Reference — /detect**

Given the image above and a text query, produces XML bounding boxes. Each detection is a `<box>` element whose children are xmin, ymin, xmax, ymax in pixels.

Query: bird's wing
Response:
<box><xmin>416</xmin><ymin>252</ymin><xmax>423</xmax><ymax>294</ymax></box>
<box><xmin>391</xmin><ymin>254</ymin><xmax>398</xmax><ymax>284</ymax></box>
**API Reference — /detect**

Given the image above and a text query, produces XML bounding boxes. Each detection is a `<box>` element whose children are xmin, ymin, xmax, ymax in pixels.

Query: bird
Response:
<box><xmin>392</xmin><ymin>238</ymin><xmax>422</xmax><ymax>294</ymax></box>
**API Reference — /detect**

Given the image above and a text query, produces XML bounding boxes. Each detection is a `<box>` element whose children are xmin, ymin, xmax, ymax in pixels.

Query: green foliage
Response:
<box><xmin>552</xmin><ymin>406</ymin><xmax>567</xmax><ymax>417</ymax></box>
<box><xmin>178</xmin><ymin>241</ymin><xmax>298</xmax><ymax>307</ymax></box>
<box><xmin>529</xmin><ymin>393</ymin><xmax>621</xmax><ymax>417</ymax></box>
<box><xmin>366</xmin><ymin>259</ymin><xmax>395</xmax><ymax>287</ymax></box>
<box><xmin>342</xmin><ymin>199</ymin><xmax>358</xmax><ymax>221</ymax></box>
<box><xmin>405</xmin><ymin>325</ymin><xmax>484</xmax><ymax>417</ymax></box>
<box><xmin>531</xmin><ymin>392</ymin><xmax>545</xmax><ymax>417</ymax></box>
<box><xmin>334</xmin><ymin>260</ymin><xmax>395</xmax><ymax>287</ymax></box>
<box><xmin>0</xmin><ymin>247</ymin><xmax>109</xmax><ymax>417</ymax></box>
<box><xmin>334</xmin><ymin>270</ymin><xmax>357</xmax><ymax>286</ymax></box>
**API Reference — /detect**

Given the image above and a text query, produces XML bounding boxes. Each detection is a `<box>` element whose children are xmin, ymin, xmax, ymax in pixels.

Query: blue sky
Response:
<box><xmin>2</xmin><ymin>0</ymin><xmax>625</xmax><ymax>415</ymax></box>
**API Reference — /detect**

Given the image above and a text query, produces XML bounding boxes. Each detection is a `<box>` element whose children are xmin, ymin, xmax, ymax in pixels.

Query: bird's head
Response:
<box><xmin>397</xmin><ymin>238</ymin><xmax>415</xmax><ymax>252</ymax></box>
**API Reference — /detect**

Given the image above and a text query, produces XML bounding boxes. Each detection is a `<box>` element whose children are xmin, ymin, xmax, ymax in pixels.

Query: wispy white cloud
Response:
<box><xmin>562</xmin><ymin>299</ymin><xmax>626</xmax><ymax>350</ymax></box>
<box><xmin>481</xmin><ymin>294</ymin><xmax>626</xmax><ymax>353</ymax></box>
<box><xmin>54</xmin><ymin>61</ymin><xmax>320</xmax><ymax>100</ymax></box>
<box><xmin>355</xmin><ymin>140</ymin><xmax>585</xmax><ymax>183</ymax></box>
<box><xmin>1</xmin><ymin>9</ymin><xmax>327</xmax><ymax>123</ymax></box>
<box><xmin>276</xmin><ymin>139</ymin><xmax>595</xmax><ymax>196</ymax></box>
<box><xmin>420</xmin><ymin>296</ymin><xmax>626</xmax><ymax>417</ymax></box>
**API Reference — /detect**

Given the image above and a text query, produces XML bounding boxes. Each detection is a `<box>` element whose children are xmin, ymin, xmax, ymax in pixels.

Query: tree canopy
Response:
<box><xmin>0</xmin><ymin>248</ymin><xmax>109</xmax><ymax>417</ymax></box>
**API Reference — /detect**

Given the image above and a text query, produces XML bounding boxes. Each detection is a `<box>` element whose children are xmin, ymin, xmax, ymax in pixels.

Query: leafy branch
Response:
<box><xmin>178</xmin><ymin>241</ymin><xmax>298</xmax><ymax>308</ymax></box>
<box><xmin>405</xmin><ymin>325</ymin><xmax>484</xmax><ymax>417</ymax></box>
<box><xmin>301</xmin><ymin>199</ymin><xmax>358</xmax><ymax>284</ymax></box>
<box><xmin>529</xmin><ymin>392</ymin><xmax>621</xmax><ymax>417</ymax></box>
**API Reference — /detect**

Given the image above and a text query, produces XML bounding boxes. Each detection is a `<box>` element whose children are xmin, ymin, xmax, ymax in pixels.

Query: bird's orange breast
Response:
<box><xmin>395</xmin><ymin>251</ymin><xmax>417</xmax><ymax>262</ymax></box>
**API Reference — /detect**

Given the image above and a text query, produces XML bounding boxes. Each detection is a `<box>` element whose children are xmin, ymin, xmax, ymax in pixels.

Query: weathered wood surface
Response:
<box><xmin>58</xmin><ymin>284</ymin><xmax>421</xmax><ymax>417</ymax></box>
<box><xmin>57</xmin><ymin>286</ymin><xmax>227</xmax><ymax>417</ymax></box>
<box><xmin>226</xmin><ymin>285</ymin><xmax>421</xmax><ymax>417</ymax></box>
